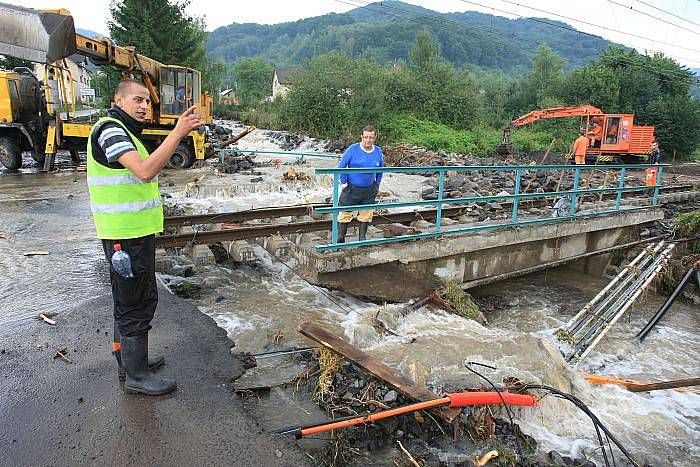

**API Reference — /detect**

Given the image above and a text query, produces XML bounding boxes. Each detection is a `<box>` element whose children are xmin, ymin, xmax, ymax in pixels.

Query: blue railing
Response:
<box><xmin>314</xmin><ymin>164</ymin><xmax>668</xmax><ymax>251</ymax></box>
<box><xmin>219</xmin><ymin>148</ymin><xmax>342</xmax><ymax>163</ymax></box>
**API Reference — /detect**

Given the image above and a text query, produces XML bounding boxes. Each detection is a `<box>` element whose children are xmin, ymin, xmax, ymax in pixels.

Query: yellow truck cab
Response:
<box><xmin>0</xmin><ymin>69</ymin><xmax>50</xmax><ymax>170</ymax></box>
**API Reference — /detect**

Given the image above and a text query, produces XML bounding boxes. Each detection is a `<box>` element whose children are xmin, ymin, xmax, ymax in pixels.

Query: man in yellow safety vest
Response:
<box><xmin>87</xmin><ymin>78</ymin><xmax>202</xmax><ymax>395</ymax></box>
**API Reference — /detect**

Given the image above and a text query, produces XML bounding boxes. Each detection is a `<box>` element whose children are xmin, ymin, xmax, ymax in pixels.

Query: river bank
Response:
<box><xmin>0</xmin><ymin>285</ymin><xmax>310</xmax><ymax>466</ymax></box>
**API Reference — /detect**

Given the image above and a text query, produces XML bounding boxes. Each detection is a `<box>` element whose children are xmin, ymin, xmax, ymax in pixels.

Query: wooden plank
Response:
<box><xmin>627</xmin><ymin>377</ymin><xmax>700</xmax><ymax>393</ymax></box>
<box><xmin>583</xmin><ymin>374</ymin><xmax>700</xmax><ymax>394</ymax></box>
<box><xmin>298</xmin><ymin>321</ymin><xmax>461</xmax><ymax>423</ymax></box>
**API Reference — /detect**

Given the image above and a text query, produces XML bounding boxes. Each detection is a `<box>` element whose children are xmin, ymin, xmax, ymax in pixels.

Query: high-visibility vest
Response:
<box><xmin>87</xmin><ymin>117</ymin><xmax>163</xmax><ymax>239</ymax></box>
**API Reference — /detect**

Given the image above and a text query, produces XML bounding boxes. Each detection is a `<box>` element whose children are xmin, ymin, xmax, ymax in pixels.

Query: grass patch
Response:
<box><xmin>381</xmin><ymin>114</ymin><xmax>502</xmax><ymax>155</ymax></box>
<box><xmin>677</xmin><ymin>210</ymin><xmax>700</xmax><ymax>237</ymax></box>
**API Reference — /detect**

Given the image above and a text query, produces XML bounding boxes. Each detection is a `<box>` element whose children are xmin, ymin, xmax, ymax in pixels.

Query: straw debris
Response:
<box><xmin>313</xmin><ymin>347</ymin><xmax>342</xmax><ymax>403</ymax></box>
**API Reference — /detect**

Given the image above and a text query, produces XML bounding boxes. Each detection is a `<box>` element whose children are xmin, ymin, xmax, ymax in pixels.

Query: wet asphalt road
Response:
<box><xmin>0</xmin><ymin>287</ymin><xmax>310</xmax><ymax>466</ymax></box>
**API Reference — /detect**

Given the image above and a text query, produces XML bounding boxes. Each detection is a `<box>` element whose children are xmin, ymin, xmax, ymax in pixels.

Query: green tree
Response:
<box><xmin>0</xmin><ymin>56</ymin><xmax>33</xmax><ymax>70</ymax></box>
<box><xmin>409</xmin><ymin>30</ymin><xmax>440</xmax><ymax>73</ymax></box>
<box><xmin>201</xmin><ymin>58</ymin><xmax>227</xmax><ymax>100</ymax></box>
<box><xmin>232</xmin><ymin>57</ymin><xmax>274</xmax><ymax>104</ymax></box>
<box><xmin>511</xmin><ymin>44</ymin><xmax>566</xmax><ymax>113</ymax></box>
<box><xmin>108</xmin><ymin>0</ymin><xmax>205</xmax><ymax>68</ymax></box>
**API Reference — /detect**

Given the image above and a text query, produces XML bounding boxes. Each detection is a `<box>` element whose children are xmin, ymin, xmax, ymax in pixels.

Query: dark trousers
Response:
<box><xmin>102</xmin><ymin>235</ymin><xmax>158</xmax><ymax>338</ymax></box>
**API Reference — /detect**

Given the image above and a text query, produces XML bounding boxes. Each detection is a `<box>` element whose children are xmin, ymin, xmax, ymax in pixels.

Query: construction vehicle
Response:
<box><xmin>0</xmin><ymin>4</ymin><xmax>213</xmax><ymax>171</ymax></box>
<box><xmin>497</xmin><ymin>105</ymin><xmax>655</xmax><ymax>164</ymax></box>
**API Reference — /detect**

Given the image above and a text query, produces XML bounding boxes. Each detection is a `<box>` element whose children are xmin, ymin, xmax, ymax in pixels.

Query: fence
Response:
<box><xmin>314</xmin><ymin>164</ymin><xmax>667</xmax><ymax>251</ymax></box>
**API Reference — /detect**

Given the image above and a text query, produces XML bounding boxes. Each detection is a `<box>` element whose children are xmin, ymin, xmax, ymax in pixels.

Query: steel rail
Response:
<box><xmin>163</xmin><ymin>184</ymin><xmax>693</xmax><ymax>228</ymax></box>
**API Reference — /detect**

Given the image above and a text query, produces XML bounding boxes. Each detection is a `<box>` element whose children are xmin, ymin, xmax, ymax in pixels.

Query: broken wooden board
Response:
<box><xmin>298</xmin><ymin>321</ymin><xmax>461</xmax><ymax>423</ymax></box>
<box><xmin>583</xmin><ymin>374</ymin><xmax>700</xmax><ymax>395</ymax></box>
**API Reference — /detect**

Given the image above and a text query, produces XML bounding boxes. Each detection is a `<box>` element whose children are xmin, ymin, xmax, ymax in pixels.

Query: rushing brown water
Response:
<box><xmin>2</xmin><ymin>136</ymin><xmax>697</xmax><ymax>466</ymax></box>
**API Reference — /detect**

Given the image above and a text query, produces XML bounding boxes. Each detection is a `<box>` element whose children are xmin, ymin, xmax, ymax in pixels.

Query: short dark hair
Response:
<box><xmin>579</xmin><ymin>130</ymin><xmax>585</xmax><ymax>135</ymax></box>
<box><xmin>362</xmin><ymin>125</ymin><xmax>377</xmax><ymax>135</ymax></box>
<box><xmin>115</xmin><ymin>78</ymin><xmax>147</xmax><ymax>97</ymax></box>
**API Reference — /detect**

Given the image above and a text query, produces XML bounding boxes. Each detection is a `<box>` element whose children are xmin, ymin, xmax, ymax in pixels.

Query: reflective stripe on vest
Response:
<box><xmin>87</xmin><ymin>174</ymin><xmax>158</xmax><ymax>186</ymax></box>
<box><xmin>90</xmin><ymin>198</ymin><xmax>162</xmax><ymax>214</ymax></box>
<box><xmin>87</xmin><ymin>116</ymin><xmax>164</xmax><ymax>239</ymax></box>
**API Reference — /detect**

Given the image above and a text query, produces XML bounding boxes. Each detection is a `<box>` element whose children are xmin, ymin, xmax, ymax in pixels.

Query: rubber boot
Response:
<box><xmin>337</xmin><ymin>222</ymin><xmax>349</xmax><ymax>243</ymax></box>
<box><xmin>358</xmin><ymin>222</ymin><xmax>369</xmax><ymax>241</ymax></box>
<box><xmin>121</xmin><ymin>334</ymin><xmax>177</xmax><ymax>395</ymax></box>
<box><xmin>114</xmin><ymin>322</ymin><xmax>164</xmax><ymax>382</ymax></box>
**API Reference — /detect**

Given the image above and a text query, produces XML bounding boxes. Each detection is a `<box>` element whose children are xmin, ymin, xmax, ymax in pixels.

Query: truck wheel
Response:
<box><xmin>0</xmin><ymin>137</ymin><xmax>22</xmax><ymax>170</ymax></box>
<box><xmin>167</xmin><ymin>143</ymin><xmax>194</xmax><ymax>169</ymax></box>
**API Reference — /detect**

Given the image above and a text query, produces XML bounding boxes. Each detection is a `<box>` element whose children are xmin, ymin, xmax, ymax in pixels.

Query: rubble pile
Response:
<box><xmin>264</xmin><ymin>131</ymin><xmax>305</xmax><ymax>150</ymax></box>
<box><xmin>216</xmin><ymin>155</ymin><xmax>258</xmax><ymax>174</ymax></box>
<box><xmin>207</xmin><ymin>123</ymin><xmax>234</xmax><ymax>147</ymax></box>
<box><xmin>326</xmin><ymin>138</ymin><xmax>350</xmax><ymax>153</ymax></box>
<box><xmin>291</xmin><ymin>354</ymin><xmax>595</xmax><ymax>467</ymax></box>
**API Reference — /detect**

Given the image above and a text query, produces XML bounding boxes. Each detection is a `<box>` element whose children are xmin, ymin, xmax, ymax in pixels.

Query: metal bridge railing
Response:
<box><xmin>314</xmin><ymin>164</ymin><xmax>668</xmax><ymax>252</ymax></box>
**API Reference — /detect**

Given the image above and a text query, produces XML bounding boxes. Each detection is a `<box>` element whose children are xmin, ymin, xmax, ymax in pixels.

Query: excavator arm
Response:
<box><xmin>511</xmin><ymin>105</ymin><xmax>604</xmax><ymax>127</ymax></box>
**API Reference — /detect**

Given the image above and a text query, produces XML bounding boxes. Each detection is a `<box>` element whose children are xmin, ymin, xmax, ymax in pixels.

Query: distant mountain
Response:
<box><xmin>207</xmin><ymin>0</ymin><xmax>619</xmax><ymax>75</ymax></box>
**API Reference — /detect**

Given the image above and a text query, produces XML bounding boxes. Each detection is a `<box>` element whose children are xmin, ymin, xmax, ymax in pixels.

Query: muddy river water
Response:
<box><xmin>1</xmin><ymin>139</ymin><xmax>698</xmax><ymax>466</ymax></box>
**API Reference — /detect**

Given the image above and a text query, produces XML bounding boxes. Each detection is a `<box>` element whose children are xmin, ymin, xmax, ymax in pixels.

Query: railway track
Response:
<box><xmin>156</xmin><ymin>185</ymin><xmax>697</xmax><ymax>248</ymax></box>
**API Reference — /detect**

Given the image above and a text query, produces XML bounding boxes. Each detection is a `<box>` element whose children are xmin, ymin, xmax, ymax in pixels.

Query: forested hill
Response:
<box><xmin>207</xmin><ymin>1</ymin><xmax>618</xmax><ymax>74</ymax></box>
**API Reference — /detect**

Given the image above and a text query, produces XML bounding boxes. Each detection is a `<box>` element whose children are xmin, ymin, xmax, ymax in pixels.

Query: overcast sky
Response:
<box><xmin>12</xmin><ymin>0</ymin><xmax>700</xmax><ymax>67</ymax></box>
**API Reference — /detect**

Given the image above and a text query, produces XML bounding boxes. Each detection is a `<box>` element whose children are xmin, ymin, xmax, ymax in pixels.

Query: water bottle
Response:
<box><xmin>111</xmin><ymin>243</ymin><xmax>134</xmax><ymax>278</ymax></box>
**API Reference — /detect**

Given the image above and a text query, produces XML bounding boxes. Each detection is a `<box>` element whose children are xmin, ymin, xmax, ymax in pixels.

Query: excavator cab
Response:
<box><xmin>159</xmin><ymin>66</ymin><xmax>201</xmax><ymax>121</ymax></box>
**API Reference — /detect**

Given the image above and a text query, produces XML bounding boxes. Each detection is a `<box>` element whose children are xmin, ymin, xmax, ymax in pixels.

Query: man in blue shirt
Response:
<box><xmin>335</xmin><ymin>125</ymin><xmax>384</xmax><ymax>242</ymax></box>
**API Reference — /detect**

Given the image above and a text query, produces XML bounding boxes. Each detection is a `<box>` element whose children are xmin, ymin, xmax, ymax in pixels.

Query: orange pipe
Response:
<box><xmin>302</xmin><ymin>397</ymin><xmax>450</xmax><ymax>436</ymax></box>
<box><xmin>301</xmin><ymin>392</ymin><xmax>535</xmax><ymax>437</ymax></box>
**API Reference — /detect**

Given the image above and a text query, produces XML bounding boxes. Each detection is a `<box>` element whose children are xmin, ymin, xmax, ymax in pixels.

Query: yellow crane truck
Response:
<box><xmin>0</xmin><ymin>4</ymin><xmax>213</xmax><ymax>171</ymax></box>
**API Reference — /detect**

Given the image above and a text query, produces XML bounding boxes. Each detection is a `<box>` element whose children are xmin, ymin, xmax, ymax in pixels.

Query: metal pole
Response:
<box><xmin>331</xmin><ymin>174</ymin><xmax>339</xmax><ymax>246</ymax></box>
<box><xmin>652</xmin><ymin>166</ymin><xmax>664</xmax><ymax>205</ymax></box>
<box><xmin>436</xmin><ymin>170</ymin><xmax>445</xmax><ymax>232</ymax></box>
<box><xmin>564</xmin><ymin>242</ymin><xmax>659</xmax><ymax>331</ymax></box>
<box><xmin>512</xmin><ymin>168</ymin><xmax>521</xmax><ymax>224</ymax></box>
<box><xmin>616</xmin><ymin>167</ymin><xmax>626</xmax><ymax>210</ymax></box>
<box><xmin>570</xmin><ymin>243</ymin><xmax>674</xmax><ymax>360</ymax></box>
<box><xmin>637</xmin><ymin>264</ymin><xmax>697</xmax><ymax>341</ymax></box>
<box><xmin>574</xmin><ymin>244</ymin><xmax>675</xmax><ymax>364</ymax></box>
<box><xmin>570</xmin><ymin>167</ymin><xmax>581</xmax><ymax>218</ymax></box>
<box><xmin>568</xmin><ymin>245</ymin><xmax>663</xmax><ymax>345</ymax></box>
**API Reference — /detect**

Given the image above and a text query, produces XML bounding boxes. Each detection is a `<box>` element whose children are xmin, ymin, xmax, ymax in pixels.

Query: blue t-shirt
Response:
<box><xmin>338</xmin><ymin>143</ymin><xmax>384</xmax><ymax>188</ymax></box>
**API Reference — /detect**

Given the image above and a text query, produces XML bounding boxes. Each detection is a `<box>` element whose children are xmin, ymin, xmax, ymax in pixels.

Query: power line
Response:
<box><xmin>456</xmin><ymin>0</ymin><xmax>700</xmax><ymax>56</ymax></box>
<box><xmin>606</xmin><ymin>0</ymin><xmax>700</xmax><ymax>36</ymax></box>
<box><xmin>336</xmin><ymin>0</ymin><xmax>696</xmax><ymax>83</ymax></box>
<box><xmin>635</xmin><ymin>0</ymin><xmax>700</xmax><ymax>29</ymax></box>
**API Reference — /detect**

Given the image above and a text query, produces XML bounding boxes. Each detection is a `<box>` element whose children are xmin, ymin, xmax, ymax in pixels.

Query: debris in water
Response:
<box><xmin>23</xmin><ymin>251</ymin><xmax>50</xmax><ymax>256</ymax></box>
<box><xmin>473</xmin><ymin>449</ymin><xmax>499</xmax><ymax>466</ymax></box>
<box><xmin>431</xmin><ymin>283</ymin><xmax>488</xmax><ymax>324</ymax></box>
<box><xmin>37</xmin><ymin>314</ymin><xmax>56</xmax><ymax>325</ymax></box>
<box><xmin>0</xmin><ymin>232</ymin><xmax>11</xmax><ymax>240</ymax></box>
<box><xmin>313</xmin><ymin>346</ymin><xmax>341</xmax><ymax>403</ymax></box>
<box><xmin>53</xmin><ymin>347</ymin><xmax>73</xmax><ymax>364</ymax></box>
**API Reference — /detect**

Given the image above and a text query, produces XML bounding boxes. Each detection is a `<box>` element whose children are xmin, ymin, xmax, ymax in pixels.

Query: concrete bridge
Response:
<box><xmin>290</xmin><ymin>208</ymin><xmax>665</xmax><ymax>301</ymax></box>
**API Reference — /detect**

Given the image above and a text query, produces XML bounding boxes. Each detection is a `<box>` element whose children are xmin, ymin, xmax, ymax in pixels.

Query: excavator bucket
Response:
<box><xmin>0</xmin><ymin>3</ymin><xmax>76</xmax><ymax>64</ymax></box>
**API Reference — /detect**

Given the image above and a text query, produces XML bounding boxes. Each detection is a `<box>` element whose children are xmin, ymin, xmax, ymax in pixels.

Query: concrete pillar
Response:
<box><xmin>228</xmin><ymin>240</ymin><xmax>256</xmax><ymax>262</ymax></box>
<box><xmin>190</xmin><ymin>244</ymin><xmax>215</xmax><ymax>269</ymax></box>
<box><xmin>265</xmin><ymin>235</ymin><xmax>293</xmax><ymax>260</ymax></box>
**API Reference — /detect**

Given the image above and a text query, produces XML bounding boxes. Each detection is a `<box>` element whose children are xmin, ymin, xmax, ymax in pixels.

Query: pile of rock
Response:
<box><xmin>217</xmin><ymin>155</ymin><xmax>257</xmax><ymax>174</ymax></box>
<box><xmin>265</xmin><ymin>131</ymin><xmax>304</xmax><ymax>150</ymax></box>
<box><xmin>207</xmin><ymin>124</ymin><xmax>234</xmax><ymax>147</ymax></box>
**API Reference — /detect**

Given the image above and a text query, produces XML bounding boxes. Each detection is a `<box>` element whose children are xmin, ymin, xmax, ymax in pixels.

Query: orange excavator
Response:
<box><xmin>497</xmin><ymin>105</ymin><xmax>656</xmax><ymax>164</ymax></box>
